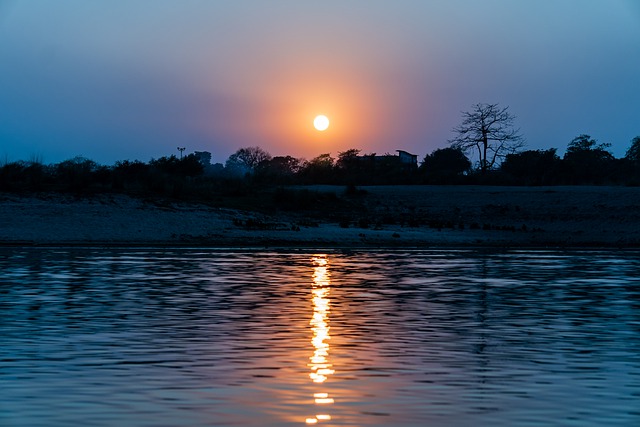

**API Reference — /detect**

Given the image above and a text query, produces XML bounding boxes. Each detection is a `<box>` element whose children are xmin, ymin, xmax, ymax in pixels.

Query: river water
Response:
<box><xmin>1</xmin><ymin>248</ymin><xmax>639</xmax><ymax>426</ymax></box>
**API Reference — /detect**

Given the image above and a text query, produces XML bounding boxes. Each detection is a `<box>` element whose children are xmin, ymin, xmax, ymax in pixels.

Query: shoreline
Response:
<box><xmin>2</xmin><ymin>185</ymin><xmax>639</xmax><ymax>248</ymax></box>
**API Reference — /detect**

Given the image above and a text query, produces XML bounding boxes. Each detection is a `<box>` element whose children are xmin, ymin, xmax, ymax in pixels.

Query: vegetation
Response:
<box><xmin>449</xmin><ymin>103</ymin><xmax>524</xmax><ymax>173</ymax></box>
<box><xmin>500</xmin><ymin>149</ymin><xmax>561</xmax><ymax>186</ymax></box>
<box><xmin>420</xmin><ymin>148</ymin><xmax>471</xmax><ymax>184</ymax></box>
<box><xmin>2</xmin><ymin>127</ymin><xmax>640</xmax><ymax>205</ymax></box>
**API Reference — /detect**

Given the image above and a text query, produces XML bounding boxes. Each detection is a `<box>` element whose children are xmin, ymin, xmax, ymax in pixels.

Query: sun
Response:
<box><xmin>313</xmin><ymin>115</ymin><xmax>330</xmax><ymax>131</ymax></box>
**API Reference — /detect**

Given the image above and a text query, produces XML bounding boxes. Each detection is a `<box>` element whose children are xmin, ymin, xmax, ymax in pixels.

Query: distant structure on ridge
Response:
<box><xmin>395</xmin><ymin>150</ymin><xmax>418</xmax><ymax>166</ymax></box>
<box><xmin>362</xmin><ymin>150</ymin><xmax>418</xmax><ymax>168</ymax></box>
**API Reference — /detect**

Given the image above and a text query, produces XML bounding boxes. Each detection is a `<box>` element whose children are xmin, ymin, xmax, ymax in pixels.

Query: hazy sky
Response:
<box><xmin>1</xmin><ymin>0</ymin><xmax>639</xmax><ymax>164</ymax></box>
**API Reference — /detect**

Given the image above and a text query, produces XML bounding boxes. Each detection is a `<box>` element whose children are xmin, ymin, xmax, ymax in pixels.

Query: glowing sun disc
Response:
<box><xmin>314</xmin><ymin>115</ymin><xmax>330</xmax><ymax>131</ymax></box>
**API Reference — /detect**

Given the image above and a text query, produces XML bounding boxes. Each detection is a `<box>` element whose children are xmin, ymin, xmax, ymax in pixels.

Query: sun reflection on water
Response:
<box><xmin>306</xmin><ymin>255</ymin><xmax>334</xmax><ymax>424</ymax></box>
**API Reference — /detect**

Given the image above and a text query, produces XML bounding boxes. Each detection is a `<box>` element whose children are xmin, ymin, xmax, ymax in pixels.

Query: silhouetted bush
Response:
<box><xmin>501</xmin><ymin>149</ymin><xmax>561</xmax><ymax>185</ymax></box>
<box><xmin>54</xmin><ymin>156</ymin><xmax>101</xmax><ymax>193</ymax></box>
<box><xmin>255</xmin><ymin>156</ymin><xmax>302</xmax><ymax>184</ymax></box>
<box><xmin>561</xmin><ymin>135</ymin><xmax>616</xmax><ymax>184</ymax></box>
<box><xmin>149</xmin><ymin>154</ymin><xmax>204</xmax><ymax>177</ymax></box>
<box><xmin>298</xmin><ymin>153</ymin><xmax>336</xmax><ymax>184</ymax></box>
<box><xmin>0</xmin><ymin>160</ymin><xmax>54</xmax><ymax>192</ymax></box>
<box><xmin>420</xmin><ymin>148</ymin><xmax>471</xmax><ymax>183</ymax></box>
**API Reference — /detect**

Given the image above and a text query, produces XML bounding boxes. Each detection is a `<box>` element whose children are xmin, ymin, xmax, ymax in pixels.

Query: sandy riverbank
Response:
<box><xmin>1</xmin><ymin>186</ymin><xmax>639</xmax><ymax>247</ymax></box>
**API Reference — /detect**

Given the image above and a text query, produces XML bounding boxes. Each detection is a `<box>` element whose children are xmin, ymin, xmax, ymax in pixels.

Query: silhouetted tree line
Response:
<box><xmin>499</xmin><ymin>135</ymin><xmax>640</xmax><ymax>186</ymax></box>
<box><xmin>2</xmin><ymin>134</ymin><xmax>640</xmax><ymax>198</ymax></box>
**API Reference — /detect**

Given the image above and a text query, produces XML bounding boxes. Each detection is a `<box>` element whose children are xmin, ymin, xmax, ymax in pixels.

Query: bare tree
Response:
<box><xmin>449</xmin><ymin>103</ymin><xmax>524</xmax><ymax>173</ymax></box>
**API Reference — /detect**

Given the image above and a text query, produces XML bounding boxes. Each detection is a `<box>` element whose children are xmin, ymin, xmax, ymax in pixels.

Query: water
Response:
<box><xmin>1</xmin><ymin>248</ymin><xmax>639</xmax><ymax>426</ymax></box>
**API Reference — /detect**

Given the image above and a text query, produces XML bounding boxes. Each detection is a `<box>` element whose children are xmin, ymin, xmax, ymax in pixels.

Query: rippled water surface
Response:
<box><xmin>1</xmin><ymin>248</ymin><xmax>639</xmax><ymax>426</ymax></box>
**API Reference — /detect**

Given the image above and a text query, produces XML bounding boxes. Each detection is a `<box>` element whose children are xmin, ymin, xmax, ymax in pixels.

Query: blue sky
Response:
<box><xmin>1</xmin><ymin>0</ymin><xmax>639</xmax><ymax>164</ymax></box>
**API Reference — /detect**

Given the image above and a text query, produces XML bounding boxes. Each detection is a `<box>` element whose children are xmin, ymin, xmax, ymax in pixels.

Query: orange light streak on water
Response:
<box><xmin>305</xmin><ymin>255</ymin><xmax>334</xmax><ymax>424</ymax></box>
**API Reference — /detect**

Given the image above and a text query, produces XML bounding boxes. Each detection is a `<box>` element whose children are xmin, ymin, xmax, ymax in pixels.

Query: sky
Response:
<box><xmin>1</xmin><ymin>0</ymin><xmax>639</xmax><ymax>165</ymax></box>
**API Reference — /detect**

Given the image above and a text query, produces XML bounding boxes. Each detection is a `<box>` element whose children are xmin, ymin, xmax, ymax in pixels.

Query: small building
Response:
<box><xmin>368</xmin><ymin>150</ymin><xmax>418</xmax><ymax>167</ymax></box>
<box><xmin>355</xmin><ymin>149</ymin><xmax>418</xmax><ymax>169</ymax></box>
<box><xmin>396</xmin><ymin>150</ymin><xmax>418</xmax><ymax>166</ymax></box>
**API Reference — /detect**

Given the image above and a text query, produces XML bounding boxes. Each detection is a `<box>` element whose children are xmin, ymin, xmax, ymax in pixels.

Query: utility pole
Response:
<box><xmin>177</xmin><ymin>147</ymin><xmax>186</xmax><ymax>159</ymax></box>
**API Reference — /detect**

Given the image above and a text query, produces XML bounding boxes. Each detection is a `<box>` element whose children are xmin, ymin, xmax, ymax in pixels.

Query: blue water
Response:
<box><xmin>1</xmin><ymin>248</ymin><xmax>639</xmax><ymax>426</ymax></box>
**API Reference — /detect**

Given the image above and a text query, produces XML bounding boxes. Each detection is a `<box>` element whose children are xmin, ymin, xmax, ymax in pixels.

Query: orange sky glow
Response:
<box><xmin>2</xmin><ymin>2</ymin><xmax>639</xmax><ymax>163</ymax></box>
<box><xmin>195</xmin><ymin>46</ymin><xmax>406</xmax><ymax>160</ymax></box>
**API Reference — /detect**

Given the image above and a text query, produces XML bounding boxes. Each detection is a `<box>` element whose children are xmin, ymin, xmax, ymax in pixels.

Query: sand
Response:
<box><xmin>1</xmin><ymin>186</ymin><xmax>639</xmax><ymax>247</ymax></box>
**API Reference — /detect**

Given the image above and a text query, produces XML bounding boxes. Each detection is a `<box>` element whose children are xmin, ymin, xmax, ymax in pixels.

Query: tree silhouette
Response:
<box><xmin>299</xmin><ymin>153</ymin><xmax>335</xmax><ymax>183</ymax></box>
<box><xmin>449</xmin><ymin>103</ymin><xmax>524</xmax><ymax>173</ymax></box>
<box><xmin>336</xmin><ymin>149</ymin><xmax>364</xmax><ymax>183</ymax></box>
<box><xmin>336</xmin><ymin>149</ymin><xmax>361</xmax><ymax>170</ymax></box>
<box><xmin>225</xmin><ymin>146</ymin><xmax>272</xmax><ymax>176</ymax></box>
<box><xmin>566</xmin><ymin>134</ymin><xmax>611</xmax><ymax>154</ymax></box>
<box><xmin>420</xmin><ymin>147</ymin><xmax>471</xmax><ymax>183</ymax></box>
<box><xmin>563</xmin><ymin>134</ymin><xmax>614</xmax><ymax>184</ymax></box>
<box><xmin>55</xmin><ymin>156</ymin><xmax>99</xmax><ymax>192</ymax></box>
<box><xmin>501</xmin><ymin>149</ymin><xmax>560</xmax><ymax>185</ymax></box>
<box><xmin>624</xmin><ymin>136</ymin><xmax>640</xmax><ymax>163</ymax></box>
<box><xmin>149</xmin><ymin>154</ymin><xmax>204</xmax><ymax>177</ymax></box>
<box><xmin>255</xmin><ymin>156</ymin><xmax>302</xmax><ymax>183</ymax></box>
<box><xmin>193</xmin><ymin>151</ymin><xmax>212</xmax><ymax>166</ymax></box>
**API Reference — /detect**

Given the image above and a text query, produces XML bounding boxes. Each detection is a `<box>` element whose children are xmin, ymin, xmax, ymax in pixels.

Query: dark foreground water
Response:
<box><xmin>1</xmin><ymin>248</ymin><xmax>639</xmax><ymax>427</ymax></box>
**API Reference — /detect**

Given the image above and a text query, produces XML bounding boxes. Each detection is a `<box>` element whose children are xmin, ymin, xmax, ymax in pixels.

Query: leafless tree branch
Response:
<box><xmin>448</xmin><ymin>103</ymin><xmax>524</xmax><ymax>173</ymax></box>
